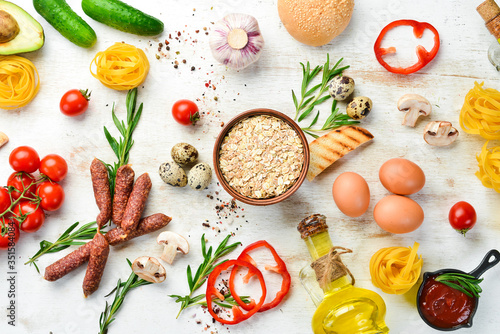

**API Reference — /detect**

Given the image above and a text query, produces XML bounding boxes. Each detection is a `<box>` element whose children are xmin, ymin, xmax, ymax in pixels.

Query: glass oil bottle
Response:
<box><xmin>297</xmin><ymin>214</ymin><xmax>389</xmax><ymax>334</ymax></box>
<box><xmin>478</xmin><ymin>0</ymin><xmax>500</xmax><ymax>70</ymax></box>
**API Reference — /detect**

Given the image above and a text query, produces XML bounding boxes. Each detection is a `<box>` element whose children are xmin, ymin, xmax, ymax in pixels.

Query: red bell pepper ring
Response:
<box><xmin>230</xmin><ymin>240</ymin><xmax>291</xmax><ymax>312</ymax></box>
<box><xmin>374</xmin><ymin>20</ymin><xmax>440</xmax><ymax>75</ymax></box>
<box><xmin>206</xmin><ymin>259</ymin><xmax>267</xmax><ymax>325</ymax></box>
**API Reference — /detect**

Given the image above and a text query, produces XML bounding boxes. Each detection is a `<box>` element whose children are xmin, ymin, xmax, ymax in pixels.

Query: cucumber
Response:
<box><xmin>33</xmin><ymin>0</ymin><xmax>96</xmax><ymax>48</ymax></box>
<box><xmin>82</xmin><ymin>0</ymin><xmax>163</xmax><ymax>36</ymax></box>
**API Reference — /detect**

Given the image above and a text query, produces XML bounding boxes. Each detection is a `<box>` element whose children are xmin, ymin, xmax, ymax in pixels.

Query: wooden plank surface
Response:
<box><xmin>1</xmin><ymin>0</ymin><xmax>499</xmax><ymax>333</ymax></box>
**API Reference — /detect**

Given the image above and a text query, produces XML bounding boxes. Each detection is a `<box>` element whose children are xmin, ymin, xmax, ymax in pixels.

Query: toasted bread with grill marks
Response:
<box><xmin>307</xmin><ymin>126</ymin><xmax>374</xmax><ymax>181</ymax></box>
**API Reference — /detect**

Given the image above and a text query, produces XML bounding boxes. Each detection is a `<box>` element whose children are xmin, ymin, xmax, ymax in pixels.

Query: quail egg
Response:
<box><xmin>188</xmin><ymin>163</ymin><xmax>212</xmax><ymax>190</ymax></box>
<box><xmin>328</xmin><ymin>76</ymin><xmax>355</xmax><ymax>101</ymax></box>
<box><xmin>159</xmin><ymin>161</ymin><xmax>187</xmax><ymax>187</ymax></box>
<box><xmin>347</xmin><ymin>96</ymin><xmax>372</xmax><ymax>120</ymax></box>
<box><xmin>171</xmin><ymin>143</ymin><xmax>198</xmax><ymax>165</ymax></box>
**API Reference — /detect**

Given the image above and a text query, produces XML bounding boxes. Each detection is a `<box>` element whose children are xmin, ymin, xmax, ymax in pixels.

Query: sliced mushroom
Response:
<box><xmin>132</xmin><ymin>256</ymin><xmax>166</xmax><ymax>283</ymax></box>
<box><xmin>423</xmin><ymin>121</ymin><xmax>459</xmax><ymax>146</ymax></box>
<box><xmin>397</xmin><ymin>94</ymin><xmax>432</xmax><ymax>127</ymax></box>
<box><xmin>157</xmin><ymin>231</ymin><xmax>189</xmax><ymax>264</ymax></box>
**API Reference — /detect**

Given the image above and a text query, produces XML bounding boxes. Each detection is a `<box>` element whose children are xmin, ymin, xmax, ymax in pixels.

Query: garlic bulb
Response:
<box><xmin>209</xmin><ymin>13</ymin><xmax>264</xmax><ymax>70</ymax></box>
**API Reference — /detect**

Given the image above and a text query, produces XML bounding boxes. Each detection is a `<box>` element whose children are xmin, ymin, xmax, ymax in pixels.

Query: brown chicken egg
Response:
<box><xmin>332</xmin><ymin>172</ymin><xmax>370</xmax><ymax>217</ymax></box>
<box><xmin>379</xmin><ymin>158</ymin><xmax>425</xmax><ymax>195</ymax></box>
<box><xmin>373</xmin><ymin>195</ymin><xmax>424</xmax><ymax>234</ymax></box>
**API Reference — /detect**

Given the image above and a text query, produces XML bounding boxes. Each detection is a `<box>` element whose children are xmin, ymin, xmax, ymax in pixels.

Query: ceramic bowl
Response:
<box><xmin>213</xmin><ymin>108</ymin><xmax>309</xmax><ymax>206</ymax></box>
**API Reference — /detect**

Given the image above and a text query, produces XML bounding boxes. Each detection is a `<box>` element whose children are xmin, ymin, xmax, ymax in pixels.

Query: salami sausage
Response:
<box><xmin>82</xmin><ymin>233</ymin><xmax>109</xmax><ymax>297</ymax></box>
<box><xmin>112</xmin><ymin>165</ymin><xmax>135</xmax><ymax>227</ymax></box>
<box><xmin>105</xmin><ymin>213</ymin><xmax>171</xmax><ymax>246</ymax></box>
<box><xmin>120</xmin><ymin>173</ymin><xmax>152</xmax><ymax>236</ymax></box>
<box><xmin>44</xmin><ymin>242</ymin><xmax>92</xmax><ymax>282</ymax></box>
<box><xmin>90</xmin><ymin>158</ymin><xmax>112</xmax><ymax>229</ymax></box>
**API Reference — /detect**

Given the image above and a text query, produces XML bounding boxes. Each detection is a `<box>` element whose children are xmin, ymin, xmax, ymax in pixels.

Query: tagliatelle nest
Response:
<box><xmin>476</xmin><ymin>141</ymin><xmax>500</xmax><ymax>193</ymax></box>
<box><xmin>0</xmin><ymin>55</ymin><xmax>40</xmax><ymax>110</ymax></box>
<box><xmin>90</xmin><ymin>42</ymin><xmax>150</xmax><ymax>91</ymax></box>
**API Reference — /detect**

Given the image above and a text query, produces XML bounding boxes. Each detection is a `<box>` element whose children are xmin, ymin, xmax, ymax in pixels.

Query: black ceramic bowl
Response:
<box><xmin>416</xmin><ymin>249</ymin><xmax>500</xmax><ymax>331</ymax></box>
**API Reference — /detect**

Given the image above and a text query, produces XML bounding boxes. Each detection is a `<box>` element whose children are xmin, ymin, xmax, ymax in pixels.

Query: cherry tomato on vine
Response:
<box><xmin>7</xmin><ymin>172</ymin><xmax>36</xmax><ymax>200</ymax></box>
<box><xmin>40</xmin><ymin>154</ymin><xmax>68</xmax><ymax>182</ymax></box>
<box><xmin>449</xmin><ymin>201</ymin><xmax>477</xmax><ymax>236</ymax></box>
<box><xmin>0</xmin><ymin>219</ymin><xmax>20</xmax><ymax>250</ymax></box>
<box><xmin>13</xmin><ymin>201</ymin><xmax>45</xmax><ymax>233</ymax></box>
<box><xmin>172</xmin><ymin>99</ymin><xmax>200</xmax><ymax>125</ymax></box>
<box><xmin>0</xmin><ymin>188</ymin><xmax>10</xmax><ymax>213</ymax></box>
<box><xmin>60</xmin><ymin>89</ymin><xmax>91</xmax><ymax>116</ymax></box>
<box><xmin>9</xmin><ymin>146</ymin><xmax>40</xmax><ymax>173</ymax></box>
<box><xmin>37</xmin><ymin>181</ymin><xmax>65</xmax><ymax>211</ymax></box>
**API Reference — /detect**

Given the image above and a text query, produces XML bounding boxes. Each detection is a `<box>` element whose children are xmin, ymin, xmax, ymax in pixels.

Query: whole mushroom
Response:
<box><xmin>423</xmin><ymin>121</ymin><xmax>459</xmax><ymax>146</ymax></box>
<box><xmin>157</xmin><ymin>231</ymin><xmax>189</xmax><ymax>264</ymax></box>
<box><xmin>397</xmin><ymin>94</ymin><xmax>432</xmax><ymax>127</ymax></box>
<box><xmin>329</xmin><ymin>76</ymin><xmax>355</xmax><ymax>101</ymax></box>
<box><xmin>347</xmin><ymin>96</ymin><xmax>372</xmax><ymax>120</ymax></box>
<box><xmin>132</xmin><ymin>256</ymin><xmax>166</xmax><ymax>283</ymax></box>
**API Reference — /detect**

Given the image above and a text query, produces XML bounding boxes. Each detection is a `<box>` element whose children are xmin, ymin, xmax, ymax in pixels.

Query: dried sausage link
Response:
<box><xmin>90</xmin><ymin>158</ymin><xmax>112</xmax><ymax>229</ymax></box>
<box><xmin>120</xmin><ymin>173</ymin><xmax>152</xmax><ymax>236</ymax></box>
<box><xmin>82</xmin><ymin>233</ymin><xmax>109</xmax><ymax>297</ymax></box>
<box><xmin>105</xmin><ymin>213</ymin><xmax>171</xmax><ymax>246</ymax></box>
<box><xmin>112</xmin><ymin>165</ymin><xmax>135</xmax><ymax>227</ymax></box>
<box><xmin>44</xmin><ymin>242</ymin><xmax>92</xmax><ymax>282</ymax></box>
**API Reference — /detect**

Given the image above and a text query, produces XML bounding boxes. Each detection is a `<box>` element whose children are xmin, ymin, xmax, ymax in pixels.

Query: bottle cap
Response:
<box><xmin>478</xmin><ymin>0</ymin><xmax>500</xmax><ymax>23</ymax></box>
<box><xmin>298</xmin><ymin>214</ymin><xmax>328</xmax><ymax>239</ymax></box>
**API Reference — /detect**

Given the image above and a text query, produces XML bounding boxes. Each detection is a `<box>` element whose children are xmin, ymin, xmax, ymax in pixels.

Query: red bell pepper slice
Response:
<box><xmin>230</xmin><ymin>240</ymin><xmax>291</xmax><ymax>312</ymax></box>
<box><xmin>206</xmin><ymin>259</ymin><xmax>266</xmax><ymax>325</ymax></box>
<box><xmin>374</xmin><ymin>20</ymin><xmax>440</xmax><ymax>75</ymax></box>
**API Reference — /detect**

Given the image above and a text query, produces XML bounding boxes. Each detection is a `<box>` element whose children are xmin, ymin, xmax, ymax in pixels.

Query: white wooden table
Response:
<box><xmin>1</xmin><ymin>0</ymin><xmax>500</xmax><ymax>333</ymax></box>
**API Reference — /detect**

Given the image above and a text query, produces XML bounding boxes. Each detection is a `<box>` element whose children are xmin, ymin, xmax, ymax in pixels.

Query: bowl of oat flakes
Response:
<box><xmin>213</xmin><ymin>109</ymin><xmax>310</xmax><ymax>206</ymax></box>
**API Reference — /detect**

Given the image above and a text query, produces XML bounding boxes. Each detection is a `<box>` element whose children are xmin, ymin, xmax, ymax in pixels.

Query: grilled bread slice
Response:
<box><xmin>307</xmin><ymin>126</ymin><xmax>374</xmax><ymax>181</ymax></box>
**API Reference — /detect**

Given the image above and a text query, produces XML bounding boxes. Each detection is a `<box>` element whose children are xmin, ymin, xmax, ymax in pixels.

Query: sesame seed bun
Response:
<box><xmin>278</xmin><ymin>0</ymin><xmax>354</xmax><ymax>47</ymax></box>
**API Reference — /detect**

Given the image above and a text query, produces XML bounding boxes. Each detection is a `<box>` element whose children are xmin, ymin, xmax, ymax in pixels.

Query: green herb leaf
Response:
<box><xmin>435</xmin><ymin>273</ymin><xmax>483</xmax><ymax>299</ymax></box>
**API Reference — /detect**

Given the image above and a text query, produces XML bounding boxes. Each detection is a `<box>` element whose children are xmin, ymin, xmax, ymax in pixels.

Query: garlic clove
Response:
<box><xmin>209</xmin><ymin>13</ymin><xmax>265</xmax><ymax>70</ymax></box>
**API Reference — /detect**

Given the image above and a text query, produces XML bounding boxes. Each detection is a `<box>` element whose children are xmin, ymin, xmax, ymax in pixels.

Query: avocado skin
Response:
<box><xmin>0</xmin><ymin>0</ymin><xmax>44</xmax><ymax>55</ymax></box>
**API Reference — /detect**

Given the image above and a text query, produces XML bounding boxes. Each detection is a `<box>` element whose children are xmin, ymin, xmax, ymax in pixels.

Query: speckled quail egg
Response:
<box><xmin>171</xmin><ymin>143</ymin><xmax>198</xmax><ymax>165</ymax></box>
<box><xmin>188</xmin><ymin>163</ymin><xmax>212</xmax><ymax>190</ymax></box>
<box><xmin>347</xmin><ymin>96</ymin><xmax>372</xmax><ymax>120</ymax></box>
<box><xmin>159</xmin><ymin>161</ymin><xmax>187</xmax><ymax>187</ymax></box>
<box><xmin>328</xmin><ymin>76</ymin><xmax>355</xmax><ymax>101</ymax></box>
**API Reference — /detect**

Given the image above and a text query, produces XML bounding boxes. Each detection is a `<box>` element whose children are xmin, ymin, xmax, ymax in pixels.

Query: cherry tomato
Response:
<box><xmin>9</xmin><ymin>146</ymin><xmax>40</xmax><ymax>173</ymax></box>
<box><xmin>0</xmin><ymin>219</ymin><xmax>20</xmax><ymax>250</ymax></box>
<box><xmin>7</xmin><ymin>172</ymin><xmax>36</xmax><ymax>200</ymax></box>
<box><xmin>40</xmin><ymin>154</ymin><xmax>68</xmax><ymax>182</ymax></box>
<box><xmin>60</xmin><ymin>89</ymin><xmax>91</xmax><ymax>116</ymax></box>
<box><xmin>37</xmin><ymin>181</ymin><xmax>65</xmax><ymax>211</ymax></box>
<box><xmin>449</xmin><ymin>201</ymin><xmax>477</xmax><ymax>236</ymax></box>
<box><xmin>172</xmin><ymin>99</ymin><xmax>200</xmax><ymax>125</ymax></box>
<box><xmin>0</xmin><ymin>188</ymin><xmax>11</xmax><ymax>213</ymax></box>
<box><xmin>13</xmin><ymin>201</ymin><xmax>45</xmax><ymax>233</ymax></box>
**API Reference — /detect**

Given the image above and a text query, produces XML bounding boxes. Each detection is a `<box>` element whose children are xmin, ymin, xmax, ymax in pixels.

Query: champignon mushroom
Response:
<box><xmin>132</xmin><ymin>256</ymin><xmax>166</xmax><ymax>283</ymax></box>
<box><xmin>423</xmin><ymin>121</ymin><xmax>459</xmax><ymax>146</ymax></box>
<box><xmin>397</xmin><ymin>94</ymin><xmax>432</xmax><ymax>127</ymax></box>
<box><xmin>156</xmin><ymin>231</ymin><xmax>189</xmax><ymax>264</ymax></box>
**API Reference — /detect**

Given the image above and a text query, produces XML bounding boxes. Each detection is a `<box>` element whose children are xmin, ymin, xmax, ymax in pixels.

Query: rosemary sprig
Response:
<box><xmin>292</xmin><ymin>54</ymin><xmax>349</xmax><ymax>122</ymax></box>
<box><xmin>301</xmin><ymin>100</ymin><xmax>360</xmax><ymax>138</ymax></box>
<box><xmin>435</xmin><ymin>273</ymin><xmax>483</xmax><ymax>298</ymax></box>
<box><xmin>24</xmin><ymin>221</ymin><xmax>101</xmax><ymax>273</ymax></box>
<box><xmin>169</xmin><ymin>234</ymin><xmax>242</xmax><ymax>318</ymax></box>
<box><xmin>103</xmin><ymin>88</ymin><xmax>143</xmax><ymax>198</ymax></box>
<box><xmin>99</xmin><ymin>259</ymin><xmax>152</xmax><ymax>334</ymax></box>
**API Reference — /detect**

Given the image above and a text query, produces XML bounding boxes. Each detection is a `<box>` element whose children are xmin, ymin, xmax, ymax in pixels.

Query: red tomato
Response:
<box><xmin>0</xmin><ymin>188</ymin><xmax>11</xmax><ymax>213</ymax></box>
<box><xmin>13</xmin><ymin>201</ymin><xmax>45</xmax><ymax>233</ymax></box>
<box><xmin>172</xmin><ymin>99</ymin><xmax>200</xmax><ymax>125</ymax></box>
<box><xmin>37</xmin><ymin>181</ymin><xmax>65</xmax><ymax>211</ymax></box>
<box><xmin>0</xmin><ymin>219</ymin><xmax>20</xmax><ymax>250</ymax></box>
<box><xmin>449</xmin><ymin>201</ymin><xmax>477</xmax><ymax>236</ymax></box>
<box><xmin>40</xmin><ymin>154</ymin><xmax>68</xmax><ymax>182</ymax></box>
<box><xmin>7</xmin><ymin>172</ymin><xmax>36</xmax><ymax>200</ymax></box>
<box><xmin>9</xmin><ymin>146</ymin><xmax>40</xmax><ymax>173</ymax></box>
<box><xmin>60</xmin><ymin>89</ymin><xmax>90</xmax><ymax>116</ymax></box>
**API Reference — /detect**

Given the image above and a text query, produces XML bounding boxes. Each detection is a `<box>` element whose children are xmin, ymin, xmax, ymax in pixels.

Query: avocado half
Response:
<box><xmin>0</xmin><ymin>0</ymin><xmax>44</xmax><ymax>55</ymax></box>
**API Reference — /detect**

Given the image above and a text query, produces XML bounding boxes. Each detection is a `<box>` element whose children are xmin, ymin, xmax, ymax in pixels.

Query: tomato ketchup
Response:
<box><xmin>419</xmin><ymin>275</ymin><xmax>475</xmax><ymax>329</ymax></box>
